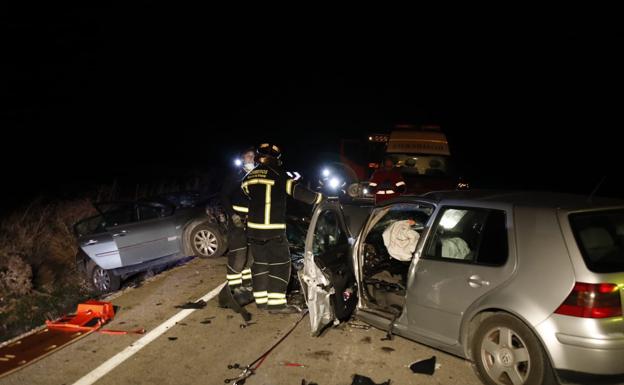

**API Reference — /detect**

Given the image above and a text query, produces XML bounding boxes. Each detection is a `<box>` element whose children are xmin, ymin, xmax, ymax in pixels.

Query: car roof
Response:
<box><xmin>414</xmin><ymin>190</ymin><xmax>624</xmax><ymax>211</ymax></box>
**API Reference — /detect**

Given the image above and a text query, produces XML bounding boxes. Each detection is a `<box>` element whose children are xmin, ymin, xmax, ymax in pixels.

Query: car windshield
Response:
<box><xmin>569</xmin><ymin>209</ymin><xmax>624</xmax><ymax>273</ymax></box>
<box><xmin>389</xmin><ymin>154</ymin><xmax>452</xmax><ymax>176</ymax></box>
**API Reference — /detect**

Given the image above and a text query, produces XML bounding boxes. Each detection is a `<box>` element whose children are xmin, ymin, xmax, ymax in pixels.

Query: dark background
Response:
<box><xmin>2</xmin><ymin>7</ymin><xmax>621</xmax><ymax>213</ymax></box>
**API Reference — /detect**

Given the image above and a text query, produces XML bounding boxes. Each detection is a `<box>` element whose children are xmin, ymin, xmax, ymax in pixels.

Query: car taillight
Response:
<box><xmin>555</xmin><ymin>282</ymin><xmax>622</xmax><ymax>318</ymax></box>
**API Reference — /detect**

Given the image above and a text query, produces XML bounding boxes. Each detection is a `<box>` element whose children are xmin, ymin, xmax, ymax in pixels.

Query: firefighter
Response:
<box><xmin>242</xmin><ymin>143</ymin><xmax>323</xmax><ymax>314</ymax></box>
<box><xmin>221</xmin><ymin>147</ymin><xmax>256</xmax><ymax>294</ymax></box>
<box><xmin>369</xmin><ymin>157</ymin><xmax>406</xmax><ymax>204</ymax></box>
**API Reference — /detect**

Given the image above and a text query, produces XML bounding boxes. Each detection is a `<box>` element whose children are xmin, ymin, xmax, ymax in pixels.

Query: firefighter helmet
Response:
<box><xmin>256</xmin><ymin>143</ymin><xmax>282</xmax><ymax>159</ymax></box>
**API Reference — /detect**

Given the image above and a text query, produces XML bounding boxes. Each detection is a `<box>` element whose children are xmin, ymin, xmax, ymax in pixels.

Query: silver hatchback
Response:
<box><xmin>301</xmin><ymin>191</ymin><xmax>624</xmax><ymax>385</ymax></box>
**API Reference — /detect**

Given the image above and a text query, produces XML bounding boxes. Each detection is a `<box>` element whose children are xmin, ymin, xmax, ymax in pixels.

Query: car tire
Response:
<box><xmin>86</xmin><ymin>260</ymin><xmax>121</xmax><ymax>294</ymax></box>
<box><xmin>190</xmin><ymin>223</ymin><xmax>225</xmax><ymax>258</ymax></box>
<box><xmin>472</xmin><ymin>313</ymin><xmax>557</xmax><ymax>385</ymax></box>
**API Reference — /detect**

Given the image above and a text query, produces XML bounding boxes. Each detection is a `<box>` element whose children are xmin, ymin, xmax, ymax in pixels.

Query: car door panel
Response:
<box><xmin>301</xmin><ymin>202</ymin><xmax>357</xmax><ymax>335</ymax></box>
<box><xmin>407</xmin><ymin>260</ymin><xmax>505</xmax><ymax>344</ymax></box>
<box><xmin>405</xmin><ymin>206</ymin><xmax>513</xmax><ymax>346</ymax></box>
<box><xmin>80</xmin><ymin>233</ymin><xmax>122</xmax><ymax>270</ymax></box>
<box><xmin>111</xmin><ymin>219</ymin><xmax>179</xmax><ymax>266</ymax></box>
<box><xmin>105</xmin><ymin>204</ymin><xmax>180</xmax><ymax>266</ymax></box>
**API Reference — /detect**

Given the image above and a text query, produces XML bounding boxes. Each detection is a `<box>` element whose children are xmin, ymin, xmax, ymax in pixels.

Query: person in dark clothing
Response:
<box><xmin>369</xmin><ymin>157</ymin><xmax>406</xmax><ymax>204</ymax></box>
<box><xmin>221</xmin><ymin>147</ymin><xmax>255</xmax><ymax>292</ymax></box>
<box><xmin>242</xmin><ymin>143</ymin><xmax>323</xmax><ymax>314</ymax></box>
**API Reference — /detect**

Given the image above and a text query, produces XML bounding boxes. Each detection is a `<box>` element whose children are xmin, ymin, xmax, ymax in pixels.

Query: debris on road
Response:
<box><xmin>409</xmin><ymin>356</ymin><xmax>436</xmax><ymax>375</ymax></box>
<box><xmin>351</xmin><ymin>374</ymin><xmax>391</xmax><ymax>385</ymax></box>
<box><xmin>0</xmin><ymin>299</ymin><xmax>145</xmax><ymax>378</ymax></box>
<box><xmin>175</xmin><ymin>299</ymin><xmax>207</xmax><ymax>309</ymax></box>
<box><xmin>279</xmin><ymin>361</ymin><xmax>306</xmax><ymax>367</ymax></box>
<box><xmin>218</xmin><ymin>286</ymin><xmax>252</xmax><ymax>322</ymax></box>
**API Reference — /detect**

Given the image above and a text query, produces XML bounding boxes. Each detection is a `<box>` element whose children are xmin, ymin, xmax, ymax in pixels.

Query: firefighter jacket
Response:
<box><xmin>369</xmin><ymin>167</ymin><xmax>406</xmax><ymax>203</ymax></box>
<box><xmin>242</xmin><ymin>159</ymin><xmax>322</xmax><ymax>239</ymax></box>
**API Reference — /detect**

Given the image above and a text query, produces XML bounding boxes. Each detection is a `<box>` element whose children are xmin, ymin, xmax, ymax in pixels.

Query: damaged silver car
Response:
<box><xmin>301</xmin><ymin>191</ymin><xmax>624</xmax><ymax>385</ymax></box>
<box><xmin>74</xmin><ymin>196</ymin><xmax>227</xmax><ymax>294</ymax></box>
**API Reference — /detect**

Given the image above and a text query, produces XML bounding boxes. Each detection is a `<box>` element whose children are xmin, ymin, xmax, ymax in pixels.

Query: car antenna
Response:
<box><xmin>587</xmin><ymin>175</ymin><xmax>607</xmax><ymax>204</ymax></box>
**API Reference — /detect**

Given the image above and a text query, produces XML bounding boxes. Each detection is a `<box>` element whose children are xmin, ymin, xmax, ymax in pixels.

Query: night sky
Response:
<box><xmin>2</xmin><ymin>8</ymin><xmax>621</xmax><ymax>212</ymax></box>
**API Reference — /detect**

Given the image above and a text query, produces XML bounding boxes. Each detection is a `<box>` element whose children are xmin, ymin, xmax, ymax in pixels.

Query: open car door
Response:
<box><xmin>299</xmin><ymin>200</ymin><xmax>364</xmax><ymax>336</ymax></box>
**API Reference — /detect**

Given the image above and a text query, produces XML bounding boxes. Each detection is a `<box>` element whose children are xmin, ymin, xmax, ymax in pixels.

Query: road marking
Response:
<box><xmin>71</xmin><ymin>282</ymin><xmax>225</xmax><ymax>385</ymax></box>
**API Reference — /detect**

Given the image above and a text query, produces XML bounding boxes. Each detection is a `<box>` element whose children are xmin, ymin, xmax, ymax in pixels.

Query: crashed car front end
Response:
<box><xmin>299</xmin><ymin>248</ymin><xmax>336</xmax><ymax>336</ymax></box>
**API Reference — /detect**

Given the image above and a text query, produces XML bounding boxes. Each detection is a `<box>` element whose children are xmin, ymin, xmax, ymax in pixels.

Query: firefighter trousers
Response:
<box><xmin>225</xmin><ymin>226</ymin><xmax>252</xmax><ymax>289</ymax></box>
<box><xmin>249</xmin><ymin>235</ymin><xmax>291</xmax><ymax>309</ymax></box>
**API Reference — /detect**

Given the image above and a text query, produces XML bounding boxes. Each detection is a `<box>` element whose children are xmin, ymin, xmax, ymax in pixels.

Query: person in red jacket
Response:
<box><xmin>369</xmin><ymin>157</ymin><xmax>406</xmax><ymax>204</ymax></box>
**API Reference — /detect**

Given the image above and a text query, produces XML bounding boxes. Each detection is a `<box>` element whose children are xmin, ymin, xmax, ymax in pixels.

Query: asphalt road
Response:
<box><xmin>0</xmin><ymin>257</ymin><xmax>483</xmax><ymax>385</ymax></box>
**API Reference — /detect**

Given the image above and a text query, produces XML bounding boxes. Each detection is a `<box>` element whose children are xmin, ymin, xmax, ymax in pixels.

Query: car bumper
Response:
<box><xmin>556</xmin><ymin>370</ymin><xmax>624</xmax><ymax>385</ymax></box>
<box><xmin>535</xmin><ymin>314</ymin><xmax>624</xmax><ymax>376</ymax></box>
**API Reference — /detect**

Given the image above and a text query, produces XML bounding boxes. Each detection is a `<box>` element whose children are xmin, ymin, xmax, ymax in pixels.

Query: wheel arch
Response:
<box><xmin>462</xmin><ymin>308</ymin><xmax>558</xmax><ymax>379</ymax></box>
<box><xmin>182</xmin><ymin>219</ymin><xmax>227</xmax><ymax>257</ymax></box>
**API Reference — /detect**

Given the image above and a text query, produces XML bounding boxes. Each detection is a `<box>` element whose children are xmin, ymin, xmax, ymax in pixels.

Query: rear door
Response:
<box><xmin>406</xmin><ymin>205</ymin><xmax>513</xmax><ymax>345</ymax></box>
<box><xmin>301</xmin><ymin>201</ymin><xmax>357</xmax><ymax>335</ymax></box>
<box><xmin>104</xmin><ymin>203</ymin><xmax>179</xmax><ymax>266</ymax></box>
<box><xmin>76</xmin><ymin>214</ymin><xmax>121</xmax><ymax>270</ymax></box>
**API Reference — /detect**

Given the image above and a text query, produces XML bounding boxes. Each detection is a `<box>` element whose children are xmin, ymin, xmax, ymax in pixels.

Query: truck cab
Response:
<box><xmin>384</xmin><ymin>125</ymin><xmax>459</xmax><ymax>194</ymax></box>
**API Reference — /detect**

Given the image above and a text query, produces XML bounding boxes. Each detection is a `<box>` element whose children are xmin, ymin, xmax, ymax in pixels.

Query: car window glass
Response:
<box><xmin>103</xmin><ymin>205</ymin><xmax>137</xmax><ymax>227</ymax></box>
<box><xmin>312</xmin><ymin>210</ymin><xmax>347</xmax><ymax>256</ymax></box>
<box><xmin>74</xmin><ymin>215</ymin><xmax>106</xmax><ymax>237</ymax></box>
<box><xmin>475</xmin><ymin>210</ymin><xmax>508</xmax><ymax>266</ymax></box>
<box><xmin>138</xmin><ymin>204</ymin><xmax>162</xmax><ymax>221</ymax></box>
<box><xmin>570</xmin><ymin>209</ymin><xmax>624</xmax><ymax>273</ymax></box>
<box><xmin>425</xmin><ymin>207</ymin><xmax>508</xmax><ymax>265</ymax></box>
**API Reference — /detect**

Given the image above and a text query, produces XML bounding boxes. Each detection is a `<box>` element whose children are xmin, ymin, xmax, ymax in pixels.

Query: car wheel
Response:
<box><xmin>86</xmin><ymin>260</ymin><xmax>121</xmax><ymax>294</ymax></box>
<box><xmin>190</xmin><ymin>223</ymin><xmax>225</xmax><ymax>258</ymax></box>
<box><xmin>472</xmin><ymin>313</ymin><xmax>557</xmax><ymax>385</ymax></box>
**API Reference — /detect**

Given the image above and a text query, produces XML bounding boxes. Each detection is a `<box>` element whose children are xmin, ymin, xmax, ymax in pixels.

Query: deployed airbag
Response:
<box><xmin>382</xmin><ymin>220</ymin><xmax>420</xmax><ymax>261</ymax></box>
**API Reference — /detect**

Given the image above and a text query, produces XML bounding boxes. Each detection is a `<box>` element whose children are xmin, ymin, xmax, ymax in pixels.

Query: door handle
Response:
<box><xmin>113</xmin><ymin>230</ymin><xmax>128</xmax><ymax>237</ymax></box>
<box><xmin>82</xmin><ymin>239</ymin><xmax>98</xmax><ymax>246</ymax></box>
<box><xmin>468</xmin><ymin>275</ymin><xmax>490</xmax><ymax>288</ymax></box>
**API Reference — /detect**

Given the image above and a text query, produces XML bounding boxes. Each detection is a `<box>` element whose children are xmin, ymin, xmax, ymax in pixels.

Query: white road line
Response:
<box><xmin>71</xmin><ymin>282</ymin><xmax>226</xmax><ymax>385</ymax></box>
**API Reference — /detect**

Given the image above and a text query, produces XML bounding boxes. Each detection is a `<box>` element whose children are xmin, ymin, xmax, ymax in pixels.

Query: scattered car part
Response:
<box><xmin>409</xmin><ymin>356</ymin><xmax>436</xmax><ymax>375</ymax></box>
<box><xmin>351</xmin><ymin>374</ymin><xmax>391</xmax><ymax>385</ymax></box>
<box><xmin>175</xmin><ymin>299</ymin><xmax>207</xmax><ymax>309</ymax></box>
